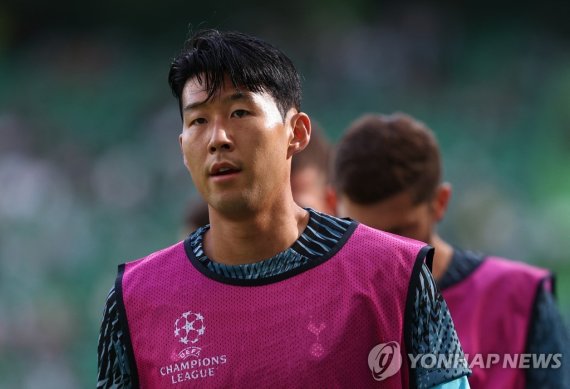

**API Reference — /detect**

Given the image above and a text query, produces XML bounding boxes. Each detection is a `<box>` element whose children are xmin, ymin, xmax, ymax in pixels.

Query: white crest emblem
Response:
<box><xmin>174</xmin><ymin>311</ymin><xmax>206</xmax><ymax>345</ymax></box>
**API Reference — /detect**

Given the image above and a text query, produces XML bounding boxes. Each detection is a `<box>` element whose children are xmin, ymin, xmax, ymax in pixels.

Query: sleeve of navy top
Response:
<box><xmin>408</xmin><ymin>263</ymin><xmax>471</xmax><ymax>388</ymax></box>
<box><xmin>97</xmin><ymin>286</ymin><xmax>132</xmax><ymax>389</ymax></box>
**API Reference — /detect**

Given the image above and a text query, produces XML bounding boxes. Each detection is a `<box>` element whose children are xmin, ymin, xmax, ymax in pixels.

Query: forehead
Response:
<box><xmin>181</xmin><ymin>75</ymin><xmax>272</xmax><ymax>108</ymax></box>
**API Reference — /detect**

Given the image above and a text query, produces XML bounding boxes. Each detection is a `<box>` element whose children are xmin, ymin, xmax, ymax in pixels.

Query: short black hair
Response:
<box><xmin>168</xmin><ymin>29</ymin><xmax>302</xmax><ymax>120</ymax></box>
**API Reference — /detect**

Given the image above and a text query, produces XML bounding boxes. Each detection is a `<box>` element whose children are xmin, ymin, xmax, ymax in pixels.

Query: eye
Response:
<box><xmin>190</xmin><ymin>117</ymin><xmax>207</xmax><ymax>126</ymax></box>
<box><xmin>231</xmin><ymin>109</ymin><xmax>249</xmax><ymax>118</ymax></box>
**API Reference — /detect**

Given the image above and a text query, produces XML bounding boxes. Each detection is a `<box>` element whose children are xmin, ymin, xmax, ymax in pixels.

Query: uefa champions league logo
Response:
<box><xmin>368</xmin><ymin>341</ymin><xmax>402</xmax><ymax>381</ymax></box>
<box><xmin>174</xmin><ymin>311</ymin><xmax>206</xmax><ymax>360</ymax></box>
<box><xmin>161</xmin><ymin>311</ymin><xmax>229</xmax><ymax>382</ymax></box>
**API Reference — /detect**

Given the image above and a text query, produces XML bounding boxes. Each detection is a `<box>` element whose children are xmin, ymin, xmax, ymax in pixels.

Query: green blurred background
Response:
<box><xmin>1</xmin><ymin>1</ymin><xmax>569</xmax><ymax>387</ymax></box>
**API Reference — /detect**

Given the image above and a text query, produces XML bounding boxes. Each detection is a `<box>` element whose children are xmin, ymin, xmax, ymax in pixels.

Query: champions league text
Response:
<box><xmin>159</xmin><ymin>355</ymin><xmax>228</xmax><ymax>384</ymax></box>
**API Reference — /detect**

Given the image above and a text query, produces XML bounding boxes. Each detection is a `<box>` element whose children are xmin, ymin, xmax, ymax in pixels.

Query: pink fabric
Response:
<box><xmin>442</xmin><ymin>257</ymin><xmax>550</xmax><ymax>389</ymax></box>
<box><xmin>120</xmin><ymin>224</ymin><xmax>425</xmax><ymax>388</ymax></box>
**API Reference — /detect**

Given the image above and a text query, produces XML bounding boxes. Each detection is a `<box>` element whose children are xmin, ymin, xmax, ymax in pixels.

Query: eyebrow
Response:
<box><xmin>183</xmin><ymin>91</ymin><xmax>254</xmax><ymax>112</ymax></box>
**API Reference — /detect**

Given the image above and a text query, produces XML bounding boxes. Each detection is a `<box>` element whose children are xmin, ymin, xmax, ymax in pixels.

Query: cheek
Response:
<box><xmin>180</xmin><ymin>136</ymin><xmax>202</xmax><ymax>170</ymax></box>
<box><xmin>247</xmin><ymin>131</ymin><xmax>286</xmax><ymax>167</ymax></box>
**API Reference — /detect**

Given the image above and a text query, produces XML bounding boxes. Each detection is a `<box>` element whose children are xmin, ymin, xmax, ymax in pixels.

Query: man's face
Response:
<box><xmin>337</xmin><ymin>190</ymin><xmax>436</xmax><ymax>244</ymax></box>
<box><xmin>179</xmin><ymin>76</ymin><xmax>296</xmax><ymax>216</ymax></box>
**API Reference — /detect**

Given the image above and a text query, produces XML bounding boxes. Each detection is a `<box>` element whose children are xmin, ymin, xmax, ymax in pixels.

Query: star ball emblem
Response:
<box><xmin>174</xmin><ymin>311</ymin><xmax>206</xmax><ymax>345</ymax></box>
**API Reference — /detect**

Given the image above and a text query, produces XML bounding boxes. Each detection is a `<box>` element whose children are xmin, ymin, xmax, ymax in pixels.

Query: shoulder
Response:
<box><xmin>350</xmin><ymin>222</ymin><xmax>428</xmax><ymax>251</ymax></box>
<box><xmin>306</xmin><ymin>209</ymin><xmax>355</xmax><ymax>239</ymax></box>
<box><xmin>338</xmin><ymin>223</ymin><xmax>433</xmax><ymax>285</ymax></box>
<box><xmin>481</xmin><ymin>256</ymin><xmax>552</xmax><ymax>285</ymax></box>
<box><xmin>123</xmin><ymin>240</ymin><xmax>187</xmax><ymax>271</ymax></box>
<box><xmin>350</xmin><ymin>224</ymin><xmax>432</xmax><ymax>269</ymax></box>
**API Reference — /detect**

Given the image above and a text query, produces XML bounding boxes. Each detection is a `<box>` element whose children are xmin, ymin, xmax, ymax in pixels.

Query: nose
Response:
<box><xmin>208</xmin><ymin>122</ymin><xmax>234</xmax><ymax>154</ymax></box>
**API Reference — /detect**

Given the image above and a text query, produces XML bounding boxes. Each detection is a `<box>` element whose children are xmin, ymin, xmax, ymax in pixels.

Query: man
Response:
<box><xmin>97</xmin><ymin>30</ymin><xmax>470</xmax><ymax>388</ymax></box>
<box><xmin>333</xmin><ymin>112</ymin><xmax>568</xmax><ymax>388</ymax></box>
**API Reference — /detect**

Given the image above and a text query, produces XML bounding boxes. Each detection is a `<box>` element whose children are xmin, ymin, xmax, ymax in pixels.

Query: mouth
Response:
<box><xmin>209</xmin><ymin>163</ymin><xmax>242</xmax><ymax>177</ymax></box>
<box><xmin>211</xmin><ymin>168</ymin><xmax>240</xmax><ymax>176</ymax></box>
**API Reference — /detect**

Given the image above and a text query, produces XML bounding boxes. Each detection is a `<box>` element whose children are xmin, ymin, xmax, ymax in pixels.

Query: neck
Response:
<box><xmin>429</xmin><ymin>233</ymin><xmax>453</xmax><ymax>282</ymax></box>
<box><xmin>204</xmin><ymin>201</ymin><xmax>309</xmax><ymax>265</ymax></box>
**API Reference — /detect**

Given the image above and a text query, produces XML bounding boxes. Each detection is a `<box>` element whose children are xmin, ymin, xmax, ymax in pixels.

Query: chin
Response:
<box><xmin>210</xmin><ymin>197</ymin><xmax>256</xmax><ymax>217</ymax></box>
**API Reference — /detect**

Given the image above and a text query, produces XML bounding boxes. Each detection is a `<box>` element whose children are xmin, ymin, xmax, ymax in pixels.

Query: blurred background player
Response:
<box><xmin>181</xmin><ymin>195</ymin><xmax>210</xmax><ymax>236</ymax></box>
<box><xmin>290</xmin><ymin>123</ymin><xmax>336</xmax><ymax>215</ymax></box>
<box><xmin>333</xmin><ymin>112</ymin><xmax>569</xmax><ymax>388</ymax></box>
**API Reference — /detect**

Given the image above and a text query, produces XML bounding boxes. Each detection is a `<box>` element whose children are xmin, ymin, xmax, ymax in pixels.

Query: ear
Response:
<box><xmin>431</xmin><ymin>182</ymin><xmax>452</xmax><ymax>222</ymax></box>
<box><xmin>179</xmin><ymin>133</ymin><xmax>189</xmax><ymax>169</ymax></box>
<box><xmin>287</xmin><ymin>112</ymin><xmax>311</xmax><ymax>159</ymax></box>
